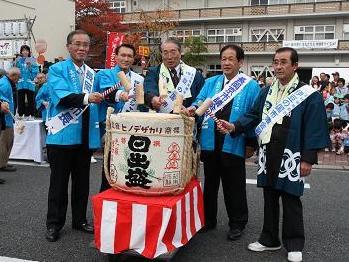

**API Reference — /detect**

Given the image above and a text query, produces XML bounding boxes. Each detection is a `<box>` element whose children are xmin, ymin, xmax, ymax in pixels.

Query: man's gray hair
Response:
<box><xmin>7</xmin><ymin>67</ymin><xmax>20</xmax><ymax>76</ymax></box>
<box><xmin>159</xmin><ymin>38</ymin><xmax>182</xmax><ymax>52</ymax></box>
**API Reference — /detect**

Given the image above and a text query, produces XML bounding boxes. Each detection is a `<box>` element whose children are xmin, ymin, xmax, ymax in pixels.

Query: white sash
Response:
<box><xmin>255</xmin><ymin>84</ymin><xmax>316</xmax><ymax>141</ymax></box>
<box><xmin>122</xmin><ymin>71</ymin><xmax>144</xmax><ymax>112</ymax></box>
<box><xmin>46</xmin><ymin>66</ymin><xmax>95</xmax><ymax>134</ymax></box>
<box><xmin>203</xmin><ymin>73</ymin><xmax>252</xmax><ymax>122</ymax></box>
<box><xmin>159</xmin><ymin>66</ymin><xmax>196</xmax><ymax>113</ymax></box>
<box><xmin>82</xmin><ymin>65</ymin><xmax>95</xmax><ymax>94</ymax></box>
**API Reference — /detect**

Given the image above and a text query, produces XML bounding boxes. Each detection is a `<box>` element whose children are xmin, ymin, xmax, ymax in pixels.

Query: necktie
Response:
<box><xmin>78</xmin><ymin>67</ymin><xmax>84</xmax><ymax>86</ymax></box>
<box><xmin>170</xmin><ymin>68</ymin><xmax>180</xmax><ymax>87</ymax></box>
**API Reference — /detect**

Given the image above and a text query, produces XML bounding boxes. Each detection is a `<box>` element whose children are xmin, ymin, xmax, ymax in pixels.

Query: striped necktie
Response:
<box><xmin>78</xmin><ymin>67</ymin><xmax>84</xmax><ymax>86</ymax></box>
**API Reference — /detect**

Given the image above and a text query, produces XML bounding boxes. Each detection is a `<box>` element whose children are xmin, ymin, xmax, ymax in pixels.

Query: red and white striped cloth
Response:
<box><xmin>92</xmin><ymin>179</ymin><xmax>204</xmax><ymax>259</ymax></box>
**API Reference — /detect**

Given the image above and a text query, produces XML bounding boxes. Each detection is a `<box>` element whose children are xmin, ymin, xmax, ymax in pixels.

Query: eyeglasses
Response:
<box><xmin>162</xmin><ymin>50</ymin><xmax>180</xmax><ymax>57</ymax></box>
<box><xmin>272</xmin><ymin>60</ymin><xmax>291</xmax><ymax>67</ymax></box>
<box><xmin>70</xmin><ymin>42</ymin><xmax>90</xmax><ymax>49</ymax></box>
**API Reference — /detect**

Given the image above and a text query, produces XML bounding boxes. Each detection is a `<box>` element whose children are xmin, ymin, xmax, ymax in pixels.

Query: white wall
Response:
<box><xmin>0</xmin><ymin>0</ymin><xmax>75</xmax><ymax>62</ymax></box>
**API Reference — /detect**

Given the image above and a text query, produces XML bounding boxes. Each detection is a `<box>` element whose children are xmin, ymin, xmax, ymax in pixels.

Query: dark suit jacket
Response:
<box><xmin>143</xmin><ymin>65</ymin><xmax>205</xmax><ymax>110</ymax></box>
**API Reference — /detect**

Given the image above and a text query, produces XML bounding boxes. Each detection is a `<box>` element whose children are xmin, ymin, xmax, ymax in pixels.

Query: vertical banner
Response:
<box><xmin>105</xmin><ymin>32</ymin><xmax>125</xmax><ymax>69</ymax></box>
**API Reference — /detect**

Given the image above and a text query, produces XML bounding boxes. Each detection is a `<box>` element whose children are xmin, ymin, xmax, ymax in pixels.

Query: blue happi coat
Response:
<box><xmin>192</xmin><ymin>74</ymin><xmax>260</xmax><ymax>158</ymax></box>
<box><xmin>35</xmin><ymin>82</ymin><xmax>50</xmax><ymax>121</ymax></box>
<box><xmin>0</xmin><ymin>76</ymin><xmax>15</xmax><ymax>128</ymax></box>
<box><xmin>16</xmin><ymin>57</ymin><xmax>39</xmax><ymax>91</ymax></box>
<box><xmin>46</xmin><ymin>58</ymin><xmax>100</xmax><ymax>149</ymax></box>
<box><xmin>95</xmin><ymin>65</ymin><xmax>144</xmax><ymax>123</ymax></box>
<box><xmin>236</xmin><ymin>82</ymin><xmax>330</xmax><ymax>196</ymax></box>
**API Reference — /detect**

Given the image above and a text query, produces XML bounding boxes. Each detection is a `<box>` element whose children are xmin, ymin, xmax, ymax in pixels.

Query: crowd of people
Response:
<box><xmin>0</xmin><ymin>29</ymin><xmax>333</xmax><ymax>262</ymax></box>
<box><xmin>310</xmin><ymin>72</ymin><xmax>349</xmax><ymax>154</ymax></box>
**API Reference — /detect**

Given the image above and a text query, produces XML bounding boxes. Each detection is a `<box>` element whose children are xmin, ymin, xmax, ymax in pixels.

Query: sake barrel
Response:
<box><xmin>104</xmin><ymin>110</ymin><xmax>198</xmax><ymax>196</ymax></box>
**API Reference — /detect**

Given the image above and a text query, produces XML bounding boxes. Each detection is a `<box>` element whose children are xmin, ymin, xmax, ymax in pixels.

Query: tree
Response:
<box><xmin>183</xmin><ymin>36</ymin><xmax>208</xmax><ymax>68</ymax></box>
<box><xmin>127</xmin><ymin>9</ymin><xmax>178</xmax><ymax>66</ymax></box>
<box><xmin>75</xmin><ymin>0</ymin><xmax>127</xmax><ymax>68</ymax></box>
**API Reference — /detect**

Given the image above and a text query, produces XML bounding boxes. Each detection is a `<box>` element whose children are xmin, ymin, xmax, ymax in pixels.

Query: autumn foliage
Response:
<box><xmin>75</xmin><ymin>0</ymin><xmax>127</xmax><ymax>68</ymax></box>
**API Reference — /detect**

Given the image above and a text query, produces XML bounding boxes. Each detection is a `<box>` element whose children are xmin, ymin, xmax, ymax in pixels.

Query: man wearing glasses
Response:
<box><xmin>219</xmin><ymin>47</ymin><xmax>329</xmax><ymax>262</ymax></box>
<box><xmin>45</xmin><ymin>30</ymin><xmax>103</xmax><ymax>242</ymax></box>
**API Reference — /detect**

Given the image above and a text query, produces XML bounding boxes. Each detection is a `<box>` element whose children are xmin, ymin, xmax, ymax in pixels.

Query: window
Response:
<box><xmin>250</xmin><ymin>66</ymin><xmax>274</xmax><ymax>78</ymax></box>
<box><xmin>344</xmin><ymin>24</ymin><xmax>349</xmax><ymax>40</ymax></box>
<box><xmin>170</xmin><ymin>30</ymin><xmax>202</xmax><ymax>43</ymax></box>
<box><xmin>251</xmin><ymin>0</ymin><xmax>330</xmax><ymax>5</ymax></box>
<box><xmin>207</xmin><ymin>64</ymin><xmax>222</xmax><ymax>74</ymax></box>
<box><xmin>250</xmin><ymin>28</ymin><xmax>285</xmax><ymax>42</ymax></box>
<box><xmin>109</xmin><ymin>0</ymin><xmax>126</xmax><ymax>13</ymax></box>
<box><xmin>294</xmin><ymin>25</ymin><xmax>335</xmax><ymax>40</ymax></box>
<box><xmin>268</xmin><ymin>0</ymin><xmax>287</xmax><ymax>4</ymax></box>
<box><xmin>140</xmin><ymin>31</ymin><xmax>161</xmax><ymax>44</ymax></box>
<box><xmin>251</xmin><ymin>0</ymin><xmax>268</xmax><ymax>5</ymax></box>
<box><xmin>207</xmin><ymin>28</ymin><xmax>242</xmax><ymax>43</ymax></box>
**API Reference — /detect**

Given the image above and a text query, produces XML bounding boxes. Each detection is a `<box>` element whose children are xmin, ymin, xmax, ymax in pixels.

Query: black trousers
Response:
<box><xmin>100</xmin><ymin>151</ymin><xmax>111</xmax><ymax>192</ymax></box>
<box><xmin>17</xmin><ymin>89</ymin><xmax>35</xmax><ymax>116</ymax></box>
<box><xmin>202</xmin><ymin>151</ymin><xmax>248</xmax><ymax>230</ymax></box>
<box><xmin>46</xmin><ymin>145</ymin><xmax>92</xmax><ymax>231</ymax></box>
<box><xmin>259</xmin><ymin>187</ymin><xmax>305</xmax><ymax>252</ymax></box>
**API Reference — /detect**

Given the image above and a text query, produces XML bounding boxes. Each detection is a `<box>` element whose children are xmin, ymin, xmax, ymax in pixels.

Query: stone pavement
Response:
<box><xmin>245</xmin><ymin>150</ymin><xmax>349</xmax><ymax>170</ymax></box>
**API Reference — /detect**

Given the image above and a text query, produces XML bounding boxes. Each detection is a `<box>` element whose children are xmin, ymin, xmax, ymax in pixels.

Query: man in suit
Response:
<box><xmin>95</xmin><ymin>43</ymin><xmax>144</xmax><ymax>192</ymax></box>
<box><xmin>144</xmin><ymin>38</ymin><xmax>204</xmax><ymax>112</ymax></box>
<box><xmin>0</xmin><ymin>67</ymin><xmax>20</xmax><ymax>175</ymax></box>
<box><xmin>45</xmin><ymin>30</ymin><xmax>103</xmax><ymax>242</ymax></box>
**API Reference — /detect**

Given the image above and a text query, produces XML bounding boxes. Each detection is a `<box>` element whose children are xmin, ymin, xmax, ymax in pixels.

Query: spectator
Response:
<box><xmin>335</xmin><ymin>78</ymin><xmax>348</xmax><ymax>95</ymax></box>
<box><xmin>258</xmin><ymin>75</ymin><xmax>266</xmax><ymax>88</ymax></box>
<box><xmin>15</xmin><ymin>45</ymin><xmax>40</xmax><ymax>117</ymax></box>
<box><xmin>311</xmin><ymin>75</ymin><xmax>320</xmax><ymax>90</ymax></box>
<box><xmin>332</xmin><ymin>94</ymin><xmax>343</xmax><ymax>118</ymax></box>
<box><xmin>34</xmin><ymin>73</ymin><xmax>47</xmax><ymax>118</ymax></box>
<box><xmin>331</xmin><ymin>72</ymin><xmax>340</xmax><ymax>87</ymax></box>
<box><xmin>339</xmin><ymin>94</ymin><xmax>349</xmax><ymax>123</ymax></box>
<box><xmin>324</xmin><ymin>82</ymin><xmax>336</xmax><ymax>104</ymax></box>
<box><xmin>330</xmin><ymin>118</ymin><xmax>348</xmax><ymax>155</ymax></box>
<box><xmin>325</xmin><ymin>102</ymin><xmax>334</xmax><ymax>122</ymax></box>
<box><xmin>321</xmin><ymin>82</ymin><xmax>332</xmax><ymax>102</ymax></box>
<box><xmin>319</xmin><ymin>72</ymin><xmax>329</xmax><ymax>92</ymax></box>
<box><xmin>0</xmin><ymin>67</ymin><xmax>21</xmax><ymax>172</ymax></box>
<box><xmin>265</xmin><ymin>77</ymin><xmax>273</xmax><ymax>87</ymax></box>
<box><xmin>34</xmin><ymin>73</ymin><xmax>47</xmax><ymax>92</ymax></box>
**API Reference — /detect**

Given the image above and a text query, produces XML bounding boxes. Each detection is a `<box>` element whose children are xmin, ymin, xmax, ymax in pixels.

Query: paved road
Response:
<box><xmin>0</xmin><ymin>162</ymin><xmax>348</xmax><ymax>262</ymax></box>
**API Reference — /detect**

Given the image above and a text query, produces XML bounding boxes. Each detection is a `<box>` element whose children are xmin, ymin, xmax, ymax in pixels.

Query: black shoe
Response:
<box><xmin>45</xmin><ymin>228</ymin><xmax>59</xmax><ymax>242</ymax></box>
<box><xmin>0</xmin><ymin>166</ymin><xmax>16</xmax><ymax>172</ymax></box>
<box><xmin>73</xmin><ymin>222</ymin><xmax>94</xmax><ymax>234</ymax></box>
<box><xmin>0</xmin><ymin>178</ymin><xmax>5</xmax><ymax>184</ymax></box>
<box><xmin>227</xmin><ymin>228</ymin><xmax>242</xmax><ymax>241</ymax></box>
<box><xmin>198</xmin><ymin>223</ymin><xmax>217</xmax><ymax>233</ymax></box>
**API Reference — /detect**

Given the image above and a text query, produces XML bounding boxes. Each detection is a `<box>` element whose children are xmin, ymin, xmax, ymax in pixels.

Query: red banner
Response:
<box><xmin>105</xmin><ymin>32</ymin><xmax>125</xmax><ymax>69</ymax></box>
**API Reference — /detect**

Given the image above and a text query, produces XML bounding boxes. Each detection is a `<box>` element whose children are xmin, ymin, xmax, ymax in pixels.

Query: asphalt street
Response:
<box><xmin>0</xmin><ymin>162</ymin><xmax>348</xmax><ymax>262</ymax></box>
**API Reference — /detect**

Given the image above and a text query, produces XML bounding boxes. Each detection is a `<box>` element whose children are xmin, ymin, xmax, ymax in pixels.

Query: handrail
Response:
<box><xmin>122</xmin><ymin>1</ymin><xmax>348</xmax><ymax>22</ymax></box>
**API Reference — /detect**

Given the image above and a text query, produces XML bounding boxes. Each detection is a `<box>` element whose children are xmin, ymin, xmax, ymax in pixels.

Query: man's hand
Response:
<box><xmin>181</xmin><ymin>106</ymin><xmax>196</xmax><ymax>117</ymax></box>
<box><xmin>217</xmin><ymin>120</ymin><xmax>235</xmax><ymax>134</ymax></box>
<box><xmin>0</xmin><ymin>101</ymin><xmax>9</xmax><ymax>113</ymax></box>
<box><xmin>88</xmin><ymin>92</ymin><xmax>103</xmax><ymax>104</ymax></box>
<box><xmin>245</xmin><ymin>146</ymin><xmax>255</xmax><ymax>159</ymax></box>
<box><xmin>300</xmin><ymin>161</ymin><xmax>312</xmax><ymax>177</ymax></box>
<box><xmin>151</xmin><ymin>96</ymin><xmax>163</xmax><ymax>110</ymax></box>
<box><xmin>43</xmin><ymin>101</ymin><xmax>49</xmax><ymax>108</ymax></box>
<box><xmin>119</xmin><ymin>92</ymin><xmax>129</xmax><ymax>102</ymax></box>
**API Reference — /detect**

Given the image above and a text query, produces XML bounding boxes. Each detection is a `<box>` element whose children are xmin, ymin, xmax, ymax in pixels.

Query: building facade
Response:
<box><xmin>0</xmin><ymin>0</ymin><xmax>75</xmax><ymax>70</ymax></box>
<box><xmin>110</xmin><ymin>0</ymin><xmax>349</xmax><ymax>81</ymax></box>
